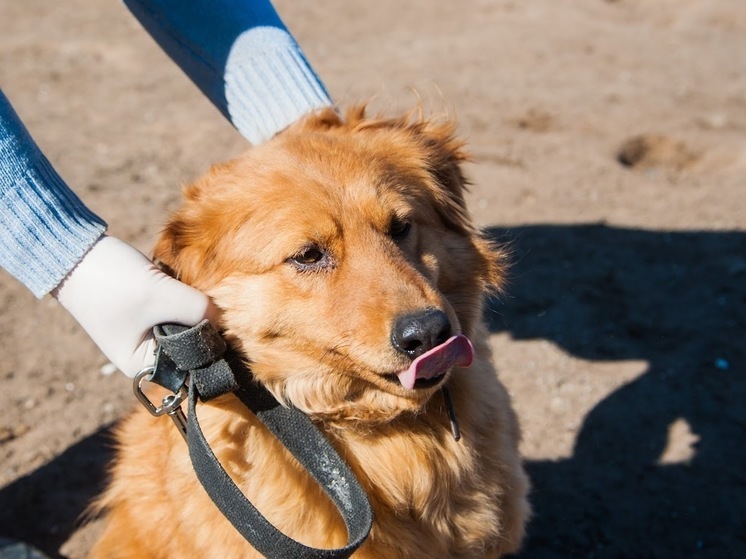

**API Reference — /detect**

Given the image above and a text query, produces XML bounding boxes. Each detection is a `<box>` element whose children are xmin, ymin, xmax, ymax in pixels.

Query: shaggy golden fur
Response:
<box><xmin>89</xmin><ymin>106</ymin><xmax>530</xmax><ymax>559</ymax></box>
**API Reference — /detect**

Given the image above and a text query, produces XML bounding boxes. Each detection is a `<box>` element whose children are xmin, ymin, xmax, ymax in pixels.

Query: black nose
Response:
<box><xmin>391</xmin><ymin>309</ymin><xmax>452</xmax><ymax>359</ymax></box>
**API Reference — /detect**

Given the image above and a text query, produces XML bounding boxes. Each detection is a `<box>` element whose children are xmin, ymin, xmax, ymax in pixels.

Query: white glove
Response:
<box><xmin>53</xmin><ymin>235</ymin><xmax>214</xmax><ymax>377</ymax></box>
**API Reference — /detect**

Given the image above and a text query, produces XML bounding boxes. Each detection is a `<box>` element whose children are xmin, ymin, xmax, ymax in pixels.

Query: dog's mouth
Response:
<box><xmin>385</xmin><ymin>335</ymin><xmax>475</xmax><ymax>390</ymax></box>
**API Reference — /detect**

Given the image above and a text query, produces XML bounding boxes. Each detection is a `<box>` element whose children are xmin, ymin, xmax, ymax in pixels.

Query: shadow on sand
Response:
<box><xmin>1</xmin><ymin>224</ymin><xmax>744</xmax><ymax>559</ymax></box>
<box><xmin>486</xmin><ymin>224</ymin><xmax>746</xmax><ymax>559</ymax></box>
<box><xmin>0</xmin><ymin>426</ymin><xmax>114</xmax><ymax>559</ymax></box>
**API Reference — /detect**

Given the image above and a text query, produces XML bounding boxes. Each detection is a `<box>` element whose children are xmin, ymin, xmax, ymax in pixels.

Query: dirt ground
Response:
<box><xmin>1</xmin><ymin>0</ymin><xmax>744</xmax><ymax>557</ymax></box>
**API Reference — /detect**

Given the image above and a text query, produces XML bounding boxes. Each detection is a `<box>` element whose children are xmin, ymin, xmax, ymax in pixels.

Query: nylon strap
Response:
<box><xmin>150</xmin><ymin>321</ymin><xmax>373</xmax><ymax>559</ymax></box>
<box><xmin>152</xmin><ymin>321</ymin><xmax>238</xmax><ymax>400</ymax></box>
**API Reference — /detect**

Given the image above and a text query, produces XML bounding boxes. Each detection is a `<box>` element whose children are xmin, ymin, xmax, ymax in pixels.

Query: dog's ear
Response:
<box><xmin>152</xmin><ymin>167</ymin><xmax>228</xmax><ymax>287</ymax></box>
<box><xmin>152</xmin><ymin>211</ymin><xmax>200</xmax><ymax>285</ymax></box>
<box><xmin>410</xmin><ymin>117</ymin><xmax>509</xmax><ymax>293</ymax></box>
<box><xmin>152</xmin><ymin>213</ymin><xmax>193</xmax><ymax>282</ymax></box>
<box><xmin>414</xmin><ymin>117</ymin><xmax>471</xmax><ymax>201</ymax></box>
<box><xmin>391</xmin><ymin>115</ymin><xmax>473</xmax><ymax>236</ymax></box>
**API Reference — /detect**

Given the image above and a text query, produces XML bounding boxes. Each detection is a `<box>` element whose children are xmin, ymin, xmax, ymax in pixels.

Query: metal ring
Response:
<box><xmin>133</xmin><ymin>366</ymin><xmax>186</xmax><ymax>417</ymax></box>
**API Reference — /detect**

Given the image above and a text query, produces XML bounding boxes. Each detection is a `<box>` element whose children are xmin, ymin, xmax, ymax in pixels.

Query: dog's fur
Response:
<box><xmin>89</xmin><ymin>106</ymin><xmax>530</xmax><ymax>559</ymax></box>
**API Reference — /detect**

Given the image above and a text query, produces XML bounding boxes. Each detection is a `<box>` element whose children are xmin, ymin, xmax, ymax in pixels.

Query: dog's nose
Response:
<box><xmin>391</xmin><ymin>309</ymin><xmax>452</xmax><ymax>359</ymax></box>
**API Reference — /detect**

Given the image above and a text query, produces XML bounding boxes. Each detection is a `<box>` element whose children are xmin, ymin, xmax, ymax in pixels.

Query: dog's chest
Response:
<box><xmin>336</xmin><ymin>426</ymin><xmax>504</xmax><ymax>556</ymax></box>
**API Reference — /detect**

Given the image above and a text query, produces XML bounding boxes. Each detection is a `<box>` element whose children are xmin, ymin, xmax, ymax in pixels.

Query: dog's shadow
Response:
<box><xmin>0</xmin><ymin>426</ymin><xmax>114</xmax><ymax>559</ymax></box>
<box><xmin>1</xmin><ymin>224</ymin><xmax>744</xmax><ymax>558</ymax></box>
<box><xmin>487</xmin><ymin>224</ymin><xmax>746</xmax><ymax>559</ymax></box>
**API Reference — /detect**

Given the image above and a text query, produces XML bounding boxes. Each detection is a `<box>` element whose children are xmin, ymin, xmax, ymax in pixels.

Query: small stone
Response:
<box><xmin>100</xmin><ymin>362</ymin><xmax>118</xmax><ymax>376</ymax></box>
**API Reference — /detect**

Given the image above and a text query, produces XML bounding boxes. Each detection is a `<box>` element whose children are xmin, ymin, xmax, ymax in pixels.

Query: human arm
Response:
<box><xmin>1</xmin><ymin>0</ymin><xmax>334</xmax><ymax>285</ymax></box>
<box><xmin>0</xmin><ymin>89</ymin><xmax>212</xmax><ymax>376</ymax></box>
<box><xmin>123</xmin><ymin>0</ymin><xmax>333</xmax><ymax>144</ymax></box>
<box><xmin>0</xmin><ymin>90</ymin><xmax>106</xmax><ymax>297</ymax></box>
<box><xmin>0</xmin><ymin>0</ymin><xmax>331</xmax><ymax>376</ymax></box>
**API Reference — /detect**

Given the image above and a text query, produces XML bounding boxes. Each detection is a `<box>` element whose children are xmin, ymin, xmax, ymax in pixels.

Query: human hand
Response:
<box><xmin>53</xmin><ymin>235</ymin><xmax>214</xmax><ymax>377</ymax></box>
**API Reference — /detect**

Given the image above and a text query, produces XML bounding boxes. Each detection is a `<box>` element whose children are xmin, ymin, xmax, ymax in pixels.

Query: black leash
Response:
<box><xmin>133</xmin><ymin>320</ymin><xmax>373</xmax><ymax>559</ymax></box>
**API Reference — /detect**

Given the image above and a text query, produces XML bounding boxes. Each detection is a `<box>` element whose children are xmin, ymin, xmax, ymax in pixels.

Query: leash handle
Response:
<box><xmin>136</xmin><ymin>321</ymin><xmax>373</xmax><ymax>559</ymax></box>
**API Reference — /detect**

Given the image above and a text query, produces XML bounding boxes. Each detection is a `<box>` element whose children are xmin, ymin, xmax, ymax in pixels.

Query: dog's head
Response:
<box><xmin>154</xmin><ymin>106</ymin><xmax>506</xmax><ymax>422</ymax></box>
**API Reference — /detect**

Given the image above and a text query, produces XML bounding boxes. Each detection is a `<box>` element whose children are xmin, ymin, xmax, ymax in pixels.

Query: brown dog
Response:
<box><xmin>89</xmin><ymin>106</ymin><xmax>530</xmax><ymax>558</ymax></box>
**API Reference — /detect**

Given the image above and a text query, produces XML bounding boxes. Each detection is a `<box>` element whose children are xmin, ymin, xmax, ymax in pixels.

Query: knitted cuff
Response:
<box><xmin>0</xmin><ymin>157</ymin><xmax>106</xmax><ymax>298</ymax></box>
<box><xmin>224</xmin><ymin>27</ymin><xmax>332</xmax><ymax>144</ymax></box>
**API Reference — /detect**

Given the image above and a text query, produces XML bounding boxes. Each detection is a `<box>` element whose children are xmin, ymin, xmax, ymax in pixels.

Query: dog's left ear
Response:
<box><xmin>413</xmin><ymin>118</ymin><xmax>509</xmax><ymax>292</ymax></box>
<box><xmin>416</xmin><ymin>118</ymin><xmax>471</xmax><ymax>201</ymax></box>
<box><xmin>408</xmin><ymin>118</ymin><xmax>475</xmax><ymax>234</ymax></box>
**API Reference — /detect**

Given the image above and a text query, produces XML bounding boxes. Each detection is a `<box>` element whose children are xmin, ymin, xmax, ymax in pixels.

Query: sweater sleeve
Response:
<box><xmin>123</xmin><ymin>0</ymin><xmax>333</xmax><ymax>144</ymax></box>
<box><xmin>0</xmin><ymin>90</ymin><xmax>107</xmax><ymax>298</ymax></box>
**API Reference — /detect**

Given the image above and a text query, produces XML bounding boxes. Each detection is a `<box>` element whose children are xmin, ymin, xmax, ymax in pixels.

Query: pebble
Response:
<box><xmin>100</xmin><ymin>362</ymin><xmax>118</xmax><ymax>376</ymax></box>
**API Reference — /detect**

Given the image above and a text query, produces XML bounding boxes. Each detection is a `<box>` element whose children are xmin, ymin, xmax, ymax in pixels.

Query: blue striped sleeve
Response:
<box><xmin>0</xmin><ymin>91</ymin><xmax>106</xmax><ymax>297</ymax></box>
<box><xmin>123</xmin><ymin>0</ymin><xmax>333</xmax><ymax>143</ymax></box>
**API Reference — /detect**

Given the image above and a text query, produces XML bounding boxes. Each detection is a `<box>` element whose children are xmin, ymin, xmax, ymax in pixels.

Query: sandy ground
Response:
<box><xmin>1</xmin><ymin>0</ymin><xmax>745</xmax><ymax>557</ymax></box>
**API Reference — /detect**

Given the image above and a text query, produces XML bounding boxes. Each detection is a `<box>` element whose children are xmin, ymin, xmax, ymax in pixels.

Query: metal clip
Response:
<box><xmin>134</xmin><ymin>366</ymin><xmax>188</xmax><ymax>441</ymax></box>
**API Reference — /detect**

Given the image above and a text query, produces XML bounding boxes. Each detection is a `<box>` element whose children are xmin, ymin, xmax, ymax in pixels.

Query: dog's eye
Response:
<box><xmin>389</xmin><ymin>217</ymin><xmax>412</xmax><ymax>241</ymax></box>
<box><xmin>289</xmin><ymin>245</ymin><xmax>327</xmax><ymax>269</ymax></box>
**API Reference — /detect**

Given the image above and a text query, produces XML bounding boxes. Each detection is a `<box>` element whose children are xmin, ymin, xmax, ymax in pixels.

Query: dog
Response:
<box><xmin>88</xmin><ymin>106</ymin><xmax>530</xmax><ymax>558</ymax></box>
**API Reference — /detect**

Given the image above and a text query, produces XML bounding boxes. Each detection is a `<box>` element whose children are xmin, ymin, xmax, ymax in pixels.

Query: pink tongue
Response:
<box><xmin>396</xmin><ymin>335</ymin><xmax>474</xmax><ymax>390</ymax></box>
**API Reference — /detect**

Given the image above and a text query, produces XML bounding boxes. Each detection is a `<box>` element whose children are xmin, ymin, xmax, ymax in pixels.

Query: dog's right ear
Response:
<box><xmin>152</xmin><ymin>216</ymin><xmax>189</xmax><ymax>281</ymax></box>
<box><xmin>151</xmin><ymin>167</ymin><xmax>226</xmax><ymax>288</ymax></box>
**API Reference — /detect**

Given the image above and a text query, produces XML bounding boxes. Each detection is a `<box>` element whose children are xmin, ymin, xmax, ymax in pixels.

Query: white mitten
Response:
<box><xmin>53</xmin><ymin>235</ymin><xmax>214</xmax><ymax>377</ymax></box>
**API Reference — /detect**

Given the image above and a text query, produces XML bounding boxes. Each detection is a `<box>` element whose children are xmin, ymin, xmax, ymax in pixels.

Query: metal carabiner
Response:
<box><xmin>133</xmin><ymin>367</ymin><xmax>188</xmax><ymax>441</ymax></box>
